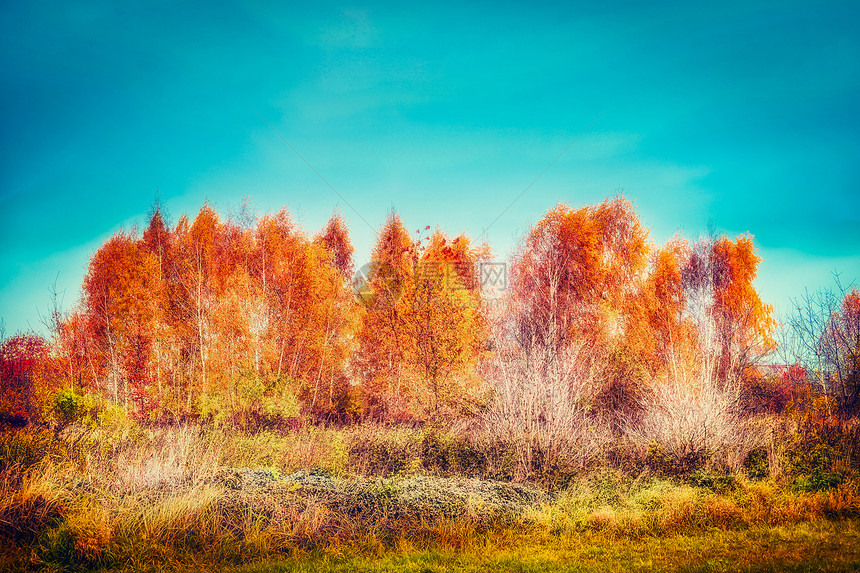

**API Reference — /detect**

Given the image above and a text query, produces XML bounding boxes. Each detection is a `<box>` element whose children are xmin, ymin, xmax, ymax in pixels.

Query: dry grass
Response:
<box><xmin>0</xmin><ymin>419</ymin><xmax>858</xmax><ymax>571</ymax></box>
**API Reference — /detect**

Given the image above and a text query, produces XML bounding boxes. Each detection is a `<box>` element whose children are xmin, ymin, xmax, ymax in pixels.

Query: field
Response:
<box><xmin>2</xmin><ymin>418</ymin><xmax>858</xmax><ymax>572</ymax></box>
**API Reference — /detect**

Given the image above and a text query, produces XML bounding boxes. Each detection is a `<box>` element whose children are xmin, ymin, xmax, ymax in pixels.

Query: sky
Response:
<box><xmin>1</xmin><ymin>0</ymin><xmax>859</xmax><ymax>339</ymax></box>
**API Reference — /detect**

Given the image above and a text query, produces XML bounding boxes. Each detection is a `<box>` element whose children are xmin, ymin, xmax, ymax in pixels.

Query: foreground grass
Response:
<box><xmin>2</xmin><ymin>421</ymin><xmax>859</xmax><ymax>572</ymax></box>
<box><xmin>228</xmin><ymin>520</ymin><xmax>860</xmax><ymax>573</ymax></box>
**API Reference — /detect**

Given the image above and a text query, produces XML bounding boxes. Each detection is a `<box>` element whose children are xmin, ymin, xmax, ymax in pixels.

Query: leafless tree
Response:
<box><xmin>781</xmin><ymin>273</ymin><xmax>860</xmax><ymax>417</ymax></box>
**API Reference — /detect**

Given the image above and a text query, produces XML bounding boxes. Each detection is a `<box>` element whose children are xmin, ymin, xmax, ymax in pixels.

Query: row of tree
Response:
<box><xmin>1</xmin><ymin>195</ymin><xmax>858</xmax><ymax>428</ymax></box>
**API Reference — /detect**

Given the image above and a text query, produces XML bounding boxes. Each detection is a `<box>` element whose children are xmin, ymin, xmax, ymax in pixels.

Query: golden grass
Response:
<box><xmin>1</xmin><ymin>421</ymin><xmax>858</xmax><ymax>571</ymax></box>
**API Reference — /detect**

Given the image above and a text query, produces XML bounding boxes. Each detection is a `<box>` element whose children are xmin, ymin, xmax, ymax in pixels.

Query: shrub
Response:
<box><xmin>0</xmin><ymin>427</ymin><xmax>64</xmax><ymax>470</ymax></box>
<box><xmin>348</xmin><ymin>426</ymin><xmax>421</xmax><ymax>476</ymax></box>
<box><xmin>200</xmin><ymin>372</ymin><xmax>301</xmax><ymax>432</ymax></box>
<box><xmin>419</xmin><ymin>428</ymin><xmax>489</xmax><ymax>477</ymax></box>
<box><xmin>628</xmin><ymin>372</ymin><xmax>769</xmax><ymax>475</ymax></box>
<box><xmin>784</xmin><ymin>419</ymin><xmax>860</xmax><ymax>492</ymax></box>
<box><xmin>482</xmin><ymin>339</ymin><xmax>611</xmax><ymax>481</ymax></box>
<box><xmin>743</xmin><ymin>447</ymin><xmax>769</xmax><ymax>479</ymax></box>
<box><xmin>687</xmin><ymin>469</ymin><xmax>736</xmax><ymax>494</ymax></box>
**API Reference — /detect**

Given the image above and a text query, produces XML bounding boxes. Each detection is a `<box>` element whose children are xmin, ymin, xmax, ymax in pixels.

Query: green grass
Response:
<box><xmin>228</xmin><ymin>520</ymin><xmax>860</xmax><ymax>573</ymax></box>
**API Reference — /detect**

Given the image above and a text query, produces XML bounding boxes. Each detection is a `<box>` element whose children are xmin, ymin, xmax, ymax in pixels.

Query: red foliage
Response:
<box><xmin>0</xmin><ymin>334</ymin><xmax>49</xmax><ymax>425</ymax></box>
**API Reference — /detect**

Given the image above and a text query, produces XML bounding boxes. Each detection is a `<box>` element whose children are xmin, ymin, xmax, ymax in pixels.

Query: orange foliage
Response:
<box><xmin>52</xmin><ymin>195</ymin><xmax>781</xmax><ymax>425</ymax></box>
<box><xmin>69</xmin><ymin>202</ymin><xmax>359</xmax><ymax>421</ymax></box>
<box><xmin>0</xmin><ymin>334</ymin><xmax>51</xmax><ymax>425</ymax></box>
<box><xmin>83</xmin><ymin>232</ymin><xmax>162</xmax><ymax>410</ymax></box>
<box><xmin>628</xmin><ymin>237</ymin><xmax>694</xmax><ymax>376</ymax></box>
<box><xmin>355</xmin><ymin>214</ymin><xmax>488</xmax><ymax>419</ymax></box>
<box><xmin>509</xmin><ymin>195</ymin><xmax>650</xmax><ymax>352</ymax></box>
<box><xmin>315</xmin><ymin>211</ymin><xmax>355</xmax><ymax>277</ymax></box>
<box><xmin>711</xmin><ymin>234</ymin><xmax>776</xmax><ymax>357</ymax></box>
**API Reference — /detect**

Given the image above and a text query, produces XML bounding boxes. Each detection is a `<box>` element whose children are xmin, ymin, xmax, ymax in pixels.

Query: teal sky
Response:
<box><xmin>1</xmin><ymin>0</ymin><xmax>858</xmax><ymax>337</ymax></box>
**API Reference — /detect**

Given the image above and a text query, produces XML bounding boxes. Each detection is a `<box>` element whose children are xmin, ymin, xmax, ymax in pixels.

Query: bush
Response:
<box><xmin>51</xmin><ymin>387</ymin><xmax>113</xmax><ymax>430</ymax></box>
<box><xmin>199</xmin><ymin>372</ymin><xmax>302</xmax><ymax>432</ymax></box>
<box><xmin>348</xmin><ymin>427</ymin><xmax>421</xmax><ymax>476</ymax></box>
<box><xmin>784</xmin><ymin>419</ymin><xmax>860</xmax><ymax>492</ymax></box>
<box><xmin>0</xmin><ymin>427</ymin><xmax>64</xmax><ymax>470</ymax></box>
<box><xmin>743</xmin><ymin>447</ymin><xmax>769</xmax><ymax>479</ymax></box>
<box><xmin>688</xmin><ymin>469</ymin><xmax>736</xmax><ymax>494</ymax></box>
<box><xmin>419</xmin><ymin>429</ymin><xmax>488</xmax><ymax>477</ymax></box>
<box><xmin>628</xmin><ymin>374</ymin><xmax>770</xmax><ymax>476</ymax></box>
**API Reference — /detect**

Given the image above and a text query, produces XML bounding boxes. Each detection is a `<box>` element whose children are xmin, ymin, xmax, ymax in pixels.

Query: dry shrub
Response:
<box><xmin>111</xmin><ymin>426</ymin><xmax>220</xmax><ymax>490</ymax></box>
<box><xmin>117</xmin><ymin>484</ymin><xmax>225</xmax><ymax>550</ymax></box>
<box><xmin>626</xmin><ymin>352</ymin><xmax>771</xmax><ymax>475</ymax></box>
<box><xmin>587</xmin><ymin>505</ymin><xmax>619</xmax><ymax>531</ymax></box>
<box><xmin>822</xmin><ymin>478</ymin><xmax>860</xmax><ymax>518</ymax></box>
<box><xmin>657</xmin><ymin>485</ymin><xmax>700</xmax><ymax>531</ymax></box>
<box><xmin>482</xmin><ymin>338</ymin><xmax>611</xmax><ymax>484</ymax></box>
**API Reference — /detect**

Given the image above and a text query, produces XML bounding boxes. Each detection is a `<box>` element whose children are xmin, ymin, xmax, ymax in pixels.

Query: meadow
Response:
<box><xmin>1</xmin><ymin>410</ymin><xmax>858</xmax><ymax>572</ymax></box>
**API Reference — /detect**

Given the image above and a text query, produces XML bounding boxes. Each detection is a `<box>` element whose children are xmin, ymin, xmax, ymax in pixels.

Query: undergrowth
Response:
<box><xmin>0</xmin><ymin>417</ymin><xmax>858</xmax><ymax>571</ymax></box>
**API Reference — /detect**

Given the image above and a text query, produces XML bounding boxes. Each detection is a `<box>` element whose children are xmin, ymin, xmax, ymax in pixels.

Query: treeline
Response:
<box><xmin>1</xmin><ymin>195</ymin><xmax>857</xmax><ymax>438</ymax></box>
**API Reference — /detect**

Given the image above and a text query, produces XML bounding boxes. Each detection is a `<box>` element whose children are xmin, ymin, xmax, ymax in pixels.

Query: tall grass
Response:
<box><xmin>1</xmin><ymin>417</ymin><xmax>858</xmax><ymax>571</ymax></box>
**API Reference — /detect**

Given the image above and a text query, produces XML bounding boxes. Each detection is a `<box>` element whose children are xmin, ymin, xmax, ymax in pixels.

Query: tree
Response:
<box><xmin>82</xmin><ymin>232</ymin><xmax>162</xmax><ymax>413</ymax></box>
<box><xmin>508</xmin><ymin>196</ymin><xmax>649</xmax><ymax>357</ymax></box>
<box><xmin>633</xmin><ymin>237</ymin><xmax>691</xmax><ymax>373</ymax></box>
<box><xmin>499</xmin><ymin>196</ymin><xmax>650</xmax><ymax>417</ymax></box>
<box><xmin>173</xmin><ymin>203</ymin><xmax>222</xmax><ymax>403</ymax></box>
<box><xmin>355</xmin><ymin>215</ymin><xmax>488</xmax><ymax>419</ymax></box>
<box><xmin>354</xmin><ymin>212</ymin><xmax>415</xmax><ymax>416</ymax></box>
<box><xmin>710</xmin><ymin>235</ymin><xmax>776</xmax><ymax>375</ymax></box>
<box><xmin>252</xmin><ymin>210</ymin><xmax>358</xmax><ymax>419</ymax></box>
<box><xmin>315</xmin><ymin>211</ymin><xmax>355</xmax><ymax>277</ymax></box>
<box><xmin>402</xmin><ymin>229</ymin><xmax>488</xmax><ymax>417</ymax></box>
<box><xmin>783</xmin><ymin>275</ymin><xmax>860</xmax><ymax>417</ymax></box>
<box><xmin>0</xmin><ymin>334</ymin><xmax>50</xmax><ymax>425</ymax></box>
<box><xmin>483</xmin><ymin>196</ymin><xmax>649</xmax><ymax>472</ymax></box>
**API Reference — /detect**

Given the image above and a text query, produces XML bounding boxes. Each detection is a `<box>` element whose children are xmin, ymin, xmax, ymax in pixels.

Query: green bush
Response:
<box><xmin>349</xmin><ymin>429</ymin><xmax>420</xmax><ymax>476</ymax></box>
<box><xmin>0</xmin><ymin>427</ymin><xmax>64</xmax><ymax>469</ymax></box>
<box><xmin>688</xmin><ymin>469</ymin><xmax>736</xmax><ymax>494</ymax></box>
<box><xmin>200</xmin><ymin>372</ymin><xmax>301</xmax><ymax>432</ymax></box>
<box><xmin>645</xmin><ymin>441</ymin><xmax>707</xmax><ymax>477</ymax></box>
<box><xmin>52</xmin><ymin>387</ymin><xmax>109</xmax><ymax>429</ymax></box>
<box><xmin>789</xmin><ymin>442</ymin><xmax>842</xmax><ymax>491</ymax></box>
<box><xmin>784</xmin><ymin>421</ymin><xmax>859</xmax><ymax>492</ymax></box>
<box><xmin>419</xmin><ymin>429</ymin><xmax>488</xmax><ymax>477</ymax></box>
<box><xmin>743</xmin><ymin>447</ymin><xmax>769</xmax><ymax>480</ymax></box>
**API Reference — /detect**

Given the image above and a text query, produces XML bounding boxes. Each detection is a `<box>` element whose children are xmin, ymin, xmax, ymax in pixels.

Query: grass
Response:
<box><xmin>228</xmin><ymin>520</ymin><xmax>860</xmax><ymax>573</ymax></box>
<box><xmin>1</xmin><ymin>420</ymin><xmax>859</xmax><ymax>572</ymax></box>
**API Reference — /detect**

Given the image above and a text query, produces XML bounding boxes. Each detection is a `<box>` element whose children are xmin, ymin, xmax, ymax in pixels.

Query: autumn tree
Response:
<box><xmin>628</xmin><ymin>237</ymin><xmax>693</xmax><ymax>376</ymax></box>
<box><xmin>172</xmin><ymin>203</ymin><xmax>222</xmax><ymax>405</ymax></box>
<box><xmin>402</xmin><ymin>229</ymin><xmax>488</xmax><ymax>417</ymax></box>
<box><xmin>139</xmin><ymin>203</ymin><xmax>179</xmax><ymax>407</ymax></box>
<box><xmin>0</xmin><ymin>334</ymin><xmax>50</xmax><ymax>425</ymax></box>
<box><xmin>354</xmin><ymin>212</ymin><xmax>415</xmax><ymax>416</ymax></box>
<box><xmin>355</xmin><ymin>214</ymin><xmax>488</xmax><ymax>420</ymax></box>
<box><xmin>82</xmin><ymin>232</ymin><xmax>163</xmax><ymax>413</ymax></box>
<box><xmin>483</xmin><ymin>196</ymin><xmax>649</xmax><ymax>472</ymax></box>
<box><xmin>500</xmin><ymin>196</ymin><xmax>649</xmax><ymax>412</ymax></box>
<box><xmin>249</xmin><ymin>210</ymin><xmax>358</xmax><ymax>420</ymax></box>
<box><xmin>624</xmin><ymin>232</ymin><xmax>775</xmax><ymax>470</ymax></box>
<box><xmin>315</xmin><ymin>211</ymin><xmax>355</xmax><ymax>277</ymax></box>
<box><xmin>680</xmin><ymin>233</ymin><xmax>775</xmax><ymax>387</ymax></box>
<box><xmin>56</xmin><ymin>310</ymin><xmax>96</xmax><ymax>392</ymax></box>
